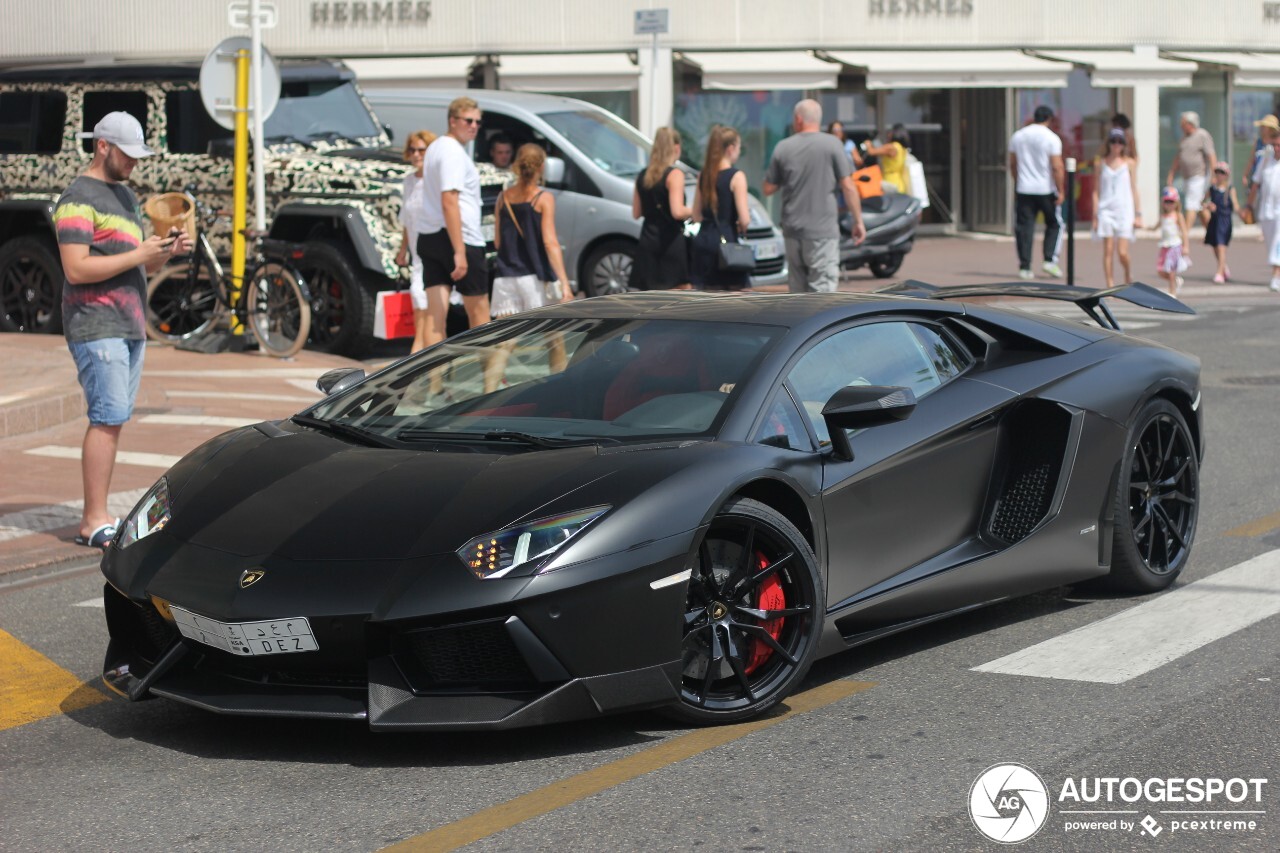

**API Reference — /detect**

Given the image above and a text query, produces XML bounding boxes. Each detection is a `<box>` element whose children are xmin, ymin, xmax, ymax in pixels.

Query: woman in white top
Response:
<box><xmin>1246</xmin><ymin>126</ymin><xmax>1280</xmax><ymax>292</ymax></box>
<box><xmin>1092</xmin><ymin>128</ymin><xmax>1141</xmax><ymax>288</ymax></box>
<box><xmin>393</xmin><ymin>129</ymin><xmax>436</xmax><ymax>353</ymax></box>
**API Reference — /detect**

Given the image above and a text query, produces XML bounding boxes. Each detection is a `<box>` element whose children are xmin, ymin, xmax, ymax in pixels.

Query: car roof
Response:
<box><xmin>363</xmin><ymin>87</ymin><xmax>607</xmax><ymax>117</ymax></box>
<box><xmin>0</xmin><ymin>58</ymin><xmax>352</xmax><ymax>84</ymax></box>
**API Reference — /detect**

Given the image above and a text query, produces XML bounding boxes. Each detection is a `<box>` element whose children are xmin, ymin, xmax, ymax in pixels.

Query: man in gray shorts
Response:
<box><xmin>763</xmin><ymin>99</ymin><xmax>866</xmax><ymax>293</ymax></box>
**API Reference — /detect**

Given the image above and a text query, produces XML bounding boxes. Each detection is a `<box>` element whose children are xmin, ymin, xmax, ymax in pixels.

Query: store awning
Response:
<box><xmin>342</xmin><ymin>56</ymin><xmax>475</xmax><ymax>88</ymax></box>
<box><xmin>1163</xmin><ymin>51</ymin><xmax>1280</xmax><ymax>88</ymax></box>
<box><xmin>679</xmin><ymin>52</ymin><xmax>839</xmax><ymax>91</ymax></box>
<box><xmin>498</xmin><ymin>53</ymin><xmax>639</xmax><ymax>93</ymax></box>
<box><xmin>825</xmin><ymin>50</ymin><xmax>1069</xmax><ymax>89</ymax></box>
<box><xmin>1033</xmin><ymin>51</ymin><xmax>1195</xmax><ymax>88</ymax></box>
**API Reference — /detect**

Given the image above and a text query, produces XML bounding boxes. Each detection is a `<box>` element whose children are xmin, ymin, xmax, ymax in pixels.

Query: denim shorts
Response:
<box><xmin>67</xmin><ymin>337</ymin><xmax>145</xmax><ymax>426</ymax></box>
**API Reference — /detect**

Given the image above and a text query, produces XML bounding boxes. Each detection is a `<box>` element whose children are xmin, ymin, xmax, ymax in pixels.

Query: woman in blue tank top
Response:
<box><xmin>492</xmin><ymin>143</ymin><xmax>570</xmax><ymax>317</ymax></box>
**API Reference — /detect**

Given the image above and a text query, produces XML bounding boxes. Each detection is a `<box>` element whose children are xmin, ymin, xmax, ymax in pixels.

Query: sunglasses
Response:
<box><xmin>455</xmin><ymin>117</ymin><xmax>482</xmax><ymax>126</ymax></box>
<box><xmin>408</xmin><ymin>146</ymin><xmax>428</xmax><ymax>154</ymax></box>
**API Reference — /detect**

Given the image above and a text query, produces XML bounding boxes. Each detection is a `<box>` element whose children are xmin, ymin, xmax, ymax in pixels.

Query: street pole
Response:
<box><xmin>250</xmin><ymin>0</ymin><xmax>266</xmax><ymax>231</ymax></box>
<box><xmin>1065</xmin><ymin>157</ymin><xmax>1076</xmax><ymax>286</ymax></box>
<box><xmin>230</xmin><ymin>47</ymin><xmax>249</xmax><ymax>335</ymax></box>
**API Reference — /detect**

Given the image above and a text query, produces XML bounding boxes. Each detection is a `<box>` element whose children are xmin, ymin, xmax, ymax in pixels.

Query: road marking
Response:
<box><xmin>1225</xmin><ymin>509</ymin><xmax>1280</xmax><ymax>538</ymax></box>
<box><xmin>165</xmin><ymin>390</ymin><xmax>318</xmax><ymax>403</ymax></box>
<box><xmin>0</xmin><ymin>628</ymin><xmax>108</xmax><ymax>732</ymax></box>
<box><xmin>382</xmin><ymin>679</ymin><xmax>875</xmax><ymax>853</ymax></box>
<box><xmin>0</xmin><ymin>487</ymin><xmax>149</xmax><ymax>544</ymax></box>
<box><xmin>24</xmin><ymin>446</ymin><xmax>181</xmax><ymax>469</ymax></box>
<box><xmin>138</xmin><ymin>414</ymin><xmax>259</xmax><ymax>428</ymax></box>
<box><xmin>972</xmin><ymin>549</ymin><xmax>1280</xmax><ymax>684</ymax></box>
<box><xmin>144</xmin><ymin>368</ymin><xmax>334</xmax><ymax>378</ymax></box>
<box><xmin>73</xmin><ymin>598</ymin><xmax>105</xmax><ymax>608</ymax></box>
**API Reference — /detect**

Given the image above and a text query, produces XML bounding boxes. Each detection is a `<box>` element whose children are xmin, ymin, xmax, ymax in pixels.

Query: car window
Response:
<box><xmin>787</xmin><ymin>321</ymin><xmax>969</xmax><ymax>446</ymax></box>
<box><xmin>82</xmin><ymin>90</ymin><xmax>149</xmax><ymax>154</ymax></box>
<box><xmin>0</xmin><ymin>91</ymin><xmax>66</xmax><ymax>154</ymax></box>
<box><xmin>164</xmin><ymin>89</ymin><xmax>231</xmax><ymax>155</ymax></box>
<box><xmin>752</xmin><ymin>389</ymin><xmax>814</xmax><ymax>452</ymax></box>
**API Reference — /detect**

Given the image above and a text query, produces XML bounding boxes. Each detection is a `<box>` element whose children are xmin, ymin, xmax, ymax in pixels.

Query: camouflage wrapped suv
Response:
<box><xmin>0</xmin><ymin>60</ymin><xmax>501</xmax><ymax>354</ymax></box>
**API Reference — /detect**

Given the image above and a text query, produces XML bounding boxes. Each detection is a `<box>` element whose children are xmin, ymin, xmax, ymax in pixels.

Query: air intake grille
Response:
<box><xmin>402</xmin><ymin>619</ymin><xmax>535</xmax><ymax>687</ymax></box>
<box><xmin>989</xmin><ymin>456</ymin><xmax>1056</xmax><ymax>542</ymax></box>
<box><xmin>986</xmin><ymin>402</ymin><xmax>1069</xmax><ymax>544</ymax></box>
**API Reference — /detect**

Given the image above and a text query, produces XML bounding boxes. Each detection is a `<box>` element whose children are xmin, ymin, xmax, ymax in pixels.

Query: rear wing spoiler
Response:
<box><xmin>877</xmin><ymin>280</ymin><xmax>1194</xmax><ymax>332</ymax></box>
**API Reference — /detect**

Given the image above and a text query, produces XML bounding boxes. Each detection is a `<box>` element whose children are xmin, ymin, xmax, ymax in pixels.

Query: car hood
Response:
<box><xmin>159</xmin><ymin>424</ymin><xmax>628</xmax><ymax>561</ymax></box>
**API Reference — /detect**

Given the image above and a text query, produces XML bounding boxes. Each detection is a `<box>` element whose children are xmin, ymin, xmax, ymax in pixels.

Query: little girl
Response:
<box><xmin>1202</xmin><ymin>162</ymin><xmax>1240</xmax><ymax>283</ymax></box>
<box><xmin>1155</xmin><ymin>186</ymin><xmax>1190</xmax><ymax>295</ymax></box>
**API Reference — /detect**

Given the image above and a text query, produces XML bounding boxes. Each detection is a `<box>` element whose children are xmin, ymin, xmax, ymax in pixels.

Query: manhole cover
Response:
<box><xmin>1222</xmin><ymin>376</ymin><xmax>1280</xmax><ymax>386</ymax></box>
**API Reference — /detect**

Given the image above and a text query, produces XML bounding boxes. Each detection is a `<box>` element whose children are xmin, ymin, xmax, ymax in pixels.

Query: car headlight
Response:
<box><xmin>118</xmin><ymin>477</ymin><xmax>171</xmax><ymax>549</ymax></box>
<box><xmin>458</xmin><ymin>506</ymin><xmax>609</xmax><ymax>580</ymax></box>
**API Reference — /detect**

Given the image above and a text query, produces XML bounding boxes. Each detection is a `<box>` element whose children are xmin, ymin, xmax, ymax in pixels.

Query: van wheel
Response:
<box><xmin>581</xmin><ymin>240</ymin><xmax>634</xmax><ymax>298</ymax></box>
<box><xmin>296</xmin><ymin>242</ymin><xmax>373</xmax><ymax>355</ymax></box>
<box><xmin>0</xmin><ymin>236</ymin><xmax>63</xmax><ymax>334</ymax></box>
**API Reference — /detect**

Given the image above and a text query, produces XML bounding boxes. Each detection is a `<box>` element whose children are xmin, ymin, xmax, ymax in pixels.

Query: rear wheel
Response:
<box><xmin>297</xmin><ymin>242</ymin><xmax>373</xmax><ymax>355</ymax></box>
<box><xmin>0</xmin><ymin>235</ymin><xmax>63</xmax><ymax>334</ymax></box>
<box><xmin>245</xmin><ymin>262</ymin><xmax>311</xmax><ymax>358</ymax></box>
<box><xmin>666</xmin><ymin>498</ymin><xmax>824</xmax><ymax>724</ymax></box>
<box><xmin>868</xmin><ymin>253</ymin><xmax>904</xmax><ymax>278</ymax></box>
<box><xmin>580</xmin><ymin>239</ymin><xmax>634</xmax><ymax>297</ymax></box>
<box><xmin>1105</xmin><ymin>398</ymin><xmax>1199</xmax><ymax>592</ymax></box>
<box><xmin>145</xmin><ymin>255</ymin><xmax>221</xmax><ymax>343</ymax></box>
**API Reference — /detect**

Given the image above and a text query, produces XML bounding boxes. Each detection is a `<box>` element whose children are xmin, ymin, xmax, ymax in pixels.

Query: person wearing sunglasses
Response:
<box><xmin>1246</xmin><ymin>117</ymin><xmax>1280</xmax><ymax>293</ymax></box>
<box><xmin>1092</xmin><ymin>128</ymin><xmax>1140</xmax><ymax>288</ymax></box>
<box><xmin>395</xmin><ymin>130</ymin><xmax>436</xmax><ymax>352</ymax></box>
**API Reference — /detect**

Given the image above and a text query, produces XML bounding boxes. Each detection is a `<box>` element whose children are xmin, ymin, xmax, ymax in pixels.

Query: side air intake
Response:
<box><xmin>986</xmin><ymin>401</ymin><xmax>1072</xmax><ymax>544</ymax></box>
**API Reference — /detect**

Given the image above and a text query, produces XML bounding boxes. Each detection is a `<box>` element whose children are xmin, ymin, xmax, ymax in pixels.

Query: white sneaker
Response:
<box><xmin>1270</xmin><ymin>278</ymin><xmax>1280</xmax><ymax>293</ymax></box>
<box><xmin>1042</xmin><ymin>261</ymin><xmax>1063</xmax><ymax>278</ymax></box>
<box><xmin>1018</xmin><ymin>269</ymin><xmax>1034</xmax><ymax>280</ymax></box>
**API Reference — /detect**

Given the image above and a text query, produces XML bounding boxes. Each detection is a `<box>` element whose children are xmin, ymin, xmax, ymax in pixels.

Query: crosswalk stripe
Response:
<box><xmin>0</xmin><ymin>628</ymin><xmax>108</xmax><ymax>732</ymax></box>
<box><xmin>73</xmin><ymin>598</ymin><xmax>105</xmax><ymax>608</ymax></box>
<box><xmin>972</xmin><ymin>549</ymin><xmax>1280</xmax><ymax>684</ymax></box>
<box><xmin>139</xmin><ymin>414</ymin><xmax>259</xmax><ymax>428</ymax></box>
<box><xmin>165</xmin><ymin>390</ymin><xmax>318</xmax><ymax>403</ymax></box>
<box><xmin>24</xmin><ymin>445</ymin><xmax>181</xmax><ymax>469</ymax></box>
<box><xmin>0</xmin><ymin>487</ymin><xmax>150</xmax><ymax>544</ymax></box>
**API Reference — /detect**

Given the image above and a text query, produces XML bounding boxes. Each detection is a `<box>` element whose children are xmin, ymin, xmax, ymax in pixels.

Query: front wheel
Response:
<box><xmin>868</xmin><ymin>253</ymin><xmax>904</xmax><ymax>278</ymax></box>
<box><xmin>1105</xmin><ymin>398</ymin><xmax>1200</xmax><ymax>592</ymax></box>
<box><xmin>245</xmin><ymin>262</ymin><xmax>311</xmax><ymax>358</ymax></box>
<box><xmin>580</xmin><ymin>240</ymin><xmax>634</xmax><ymax>298</ymax></box>
<box><xmin>666</xmin><ymin>497</ymin><xmax>824</xmax><ymax>725</ymax></box>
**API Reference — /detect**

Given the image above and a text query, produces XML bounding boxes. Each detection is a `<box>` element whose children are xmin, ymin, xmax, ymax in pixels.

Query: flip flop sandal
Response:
<box><xmin>74</xmin><ymin>523</ymin><xmax>118</xmax><ymax>551</ymax></box>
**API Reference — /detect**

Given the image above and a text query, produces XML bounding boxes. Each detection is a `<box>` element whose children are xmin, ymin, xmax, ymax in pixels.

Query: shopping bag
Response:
<box><xmin>906</xmin><ymin>155</ymin><xmax>930</xmax><ymax>209</ymax></box>
<box><xmin>374</xmin><ymin>290</ymin><xmax>415</xmax><ymax>339</ymax></box>
<box><xmin>852</xmin><ymin>165</ymin><xmax>884</xmax><ymax>199</ymax></box>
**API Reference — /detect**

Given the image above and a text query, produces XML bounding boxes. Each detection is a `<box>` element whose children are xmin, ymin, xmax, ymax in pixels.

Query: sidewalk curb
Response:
<box><xmin>0</xmin><ymin>387</ymin><xmax>85</xmax><ymax>439</ymax></box>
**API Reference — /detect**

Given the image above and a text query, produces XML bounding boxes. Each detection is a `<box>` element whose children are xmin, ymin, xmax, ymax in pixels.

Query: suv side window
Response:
<box><xmin>82</xmin><ymin>91</ymin><xmax>149</xmax><ymax>153</ymax></box>
<box><xmin>477</xmin><ymin>111</ymin><xmax>598</xmax><ymax>198</ymax></box>
<box><xmin>0</xmin><ymin>91</ymin><xmax>67</xmax><ymax>154</ymax></box>
<box><xmin>165</xmin><ymin>89</ymin><xmax>231</xmax><ymax>155</ymax></box>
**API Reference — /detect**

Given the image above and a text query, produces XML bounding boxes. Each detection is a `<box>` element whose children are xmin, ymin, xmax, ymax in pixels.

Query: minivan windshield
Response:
<box><xmin>540</xmin><ymin>109</ymin><xmax>651</xmax><ymax>178</ymax></box>
<box><xmin>264</xmin><ymin>80</ymin><xmax>382</xmax><ymax>144</ymax></box>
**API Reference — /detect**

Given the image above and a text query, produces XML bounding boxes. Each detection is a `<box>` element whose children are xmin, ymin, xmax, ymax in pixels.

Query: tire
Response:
<box><xmin>1105</xmin><ymin>398</ymin><xmax>1200</xmax><ymax>593</ymax></box>
<box><xmin>0</xmin><ymin>235</ymin><xmax>63</xmax><ymax>334</ymax></box>
<box><xmin>296</xmin><ymin>242</ymin><xmax>374</xmax><ymax>355</ymax></box>
<box><xmin>868</xmin><ymin>253</ymin><xmax>904</xmax><ymax>279</ymax></box>
<box><xmin>580</xmin><ymin>239</ymin><xmax>634</xmax><ymax>298</ymax></box>
<box><xmin>665</xmin><ymin>497</ymin><xmax>824</xmax><ymax>725</ymax></box>
<box><xmin>245</xmin><ymin>262</ymin><xmax>311</xmax><ymax>358</ymax></box>
<box><xmin>144</xmin><ymin>256</ymin><xmax>220</xmax><ymax>344</ymax></box>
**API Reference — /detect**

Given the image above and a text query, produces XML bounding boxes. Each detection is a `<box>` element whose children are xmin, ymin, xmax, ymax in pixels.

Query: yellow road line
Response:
<box><xmin>1224</xmin><ymin>510</ymin><xmax>1280</xmax><ymax>538</ymax></box>
<box><xmin>0</xmin><ymin>628</ymin><xmax>108</xmax><ymax>732</ymax></box>
<box><xmin>383</xmin><ymin>679</ymin><xmax>875</xmax><ymax>853</ymax></box>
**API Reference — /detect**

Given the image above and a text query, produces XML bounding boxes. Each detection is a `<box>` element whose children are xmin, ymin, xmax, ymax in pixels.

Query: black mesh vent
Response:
<box><xmin>400</xmin><ymin>619</ymin><xmax>535</xmax><ymax>688</ymax></box>
<box><xmin>103</xmin><ymin>585</ymin><xmax>178</xmax><ymax>664</ymax></box>
<box><xmin>987</xmin><ymin>402</ymin><xmax>1070</xmax><ymax>544</ymax></box>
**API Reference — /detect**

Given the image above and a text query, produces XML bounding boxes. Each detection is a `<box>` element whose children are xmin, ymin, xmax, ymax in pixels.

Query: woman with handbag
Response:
<box><xmin>690</xmin><ymin>125</ymin><xmax>753</xmax><ymax>292</ymax></box>
<box><xmin>631</xmin><ymin>127</ymin><xmax>692</xmax><ymax>290</ymax></box>
<box><xmin>393</xmin><ymin>129</ymin><xmax>436</xmax><ymax>353</ymax></box>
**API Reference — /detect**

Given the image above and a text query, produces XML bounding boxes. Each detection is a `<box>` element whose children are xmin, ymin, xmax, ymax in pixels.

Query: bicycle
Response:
<box><xmin>144</xmin><ymin>193</ymin><xmax>312</xmax><ymax>358</ymax></box>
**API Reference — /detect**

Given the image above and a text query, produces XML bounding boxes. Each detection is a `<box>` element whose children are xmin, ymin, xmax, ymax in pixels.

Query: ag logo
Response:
<box><xmin>239</xmin><ymin>569</ymin><xmax>265</xmax><ymax>588</ymax></box>
<box><xmin>969</xmin><ymin>763</ymin><xmax>1050</xmax><ymax>844</ymax></box>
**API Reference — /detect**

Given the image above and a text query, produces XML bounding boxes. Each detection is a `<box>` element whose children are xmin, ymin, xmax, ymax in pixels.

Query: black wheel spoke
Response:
<box><xmin>698</xmin><ymin>625</ymin><xmax>724</xmax><ymax>705</ymax></box>
<box><xmin>731</xmin><ymin>551</ymin><xmax>795</xmax><ymax>599</ymax></box>
<box><xmin>722</xmin><ymin>632</ymin><xmax>757</xmax><ymax>704</ymax></box>
<box><xmin>736</xmin><ymin>623</ymin><xmax>799</xmax><ymax>666</ymax></box>
<box><xmin>1152</xmin><ymin>503</ymin><xmax>1187</xmax><ymax>552</ymax></box>
<box><xmin>734</xmin><ymin>604</ymin><xmax>811</xmax><ymax>621</ymax></box>
<box><xmin>684</xmin><ymin>608</ymin><xmax>707</xmax><ymax>627</ymax></box>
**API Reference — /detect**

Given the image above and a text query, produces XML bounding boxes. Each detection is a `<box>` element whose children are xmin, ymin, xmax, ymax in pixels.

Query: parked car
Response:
<box><xmin>365</xmin><ymin>89</ymin><xmax>788</xmax><ymax>296</ymax></box>
<box><xmin>0</xmin><ymin>60</ymin><xmax>504</xmax><ymax>353</ymax></box>
<box><xmin>100</xmin><ymin>283</ymin><xmax>1201</xmax><ymax>730</ymax></box>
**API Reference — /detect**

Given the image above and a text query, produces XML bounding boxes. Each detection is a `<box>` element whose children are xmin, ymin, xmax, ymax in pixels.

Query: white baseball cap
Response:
<box><xmin>75</xmin><ymin>111</ymin><xmax>155</xmax><ymax>158</ymax></box>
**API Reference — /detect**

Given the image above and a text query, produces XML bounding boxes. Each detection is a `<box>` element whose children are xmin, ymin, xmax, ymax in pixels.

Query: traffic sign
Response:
<box><xmin>228</xmin><ymin>1</ymin><xmax>277</xmax><ymax>29</ymax></box>
<box><xmin>635</xmin><ymin>8</ymin><xmax>669</xmax><ymax>34</ymax></box>
<box><xmin>199</xmin><ymin>36</ymin><xmax>281</xmax><ymax>131</ymax></box>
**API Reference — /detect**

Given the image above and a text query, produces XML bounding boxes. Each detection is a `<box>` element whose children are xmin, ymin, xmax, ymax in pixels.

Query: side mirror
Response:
<box><xmin>316</xmin><ymin>367</ymin><xmax>365</xmax><ymax>396</ymax></box>
<box><xmin>543</xmin><ymin>156</ymin><xmax>566</xmax><ymax>187</ymax></box>
<box><xmin>820</xmin><ymin>385</ymin><xmax>916</xmax><ymax>461</ymax></box>
<box><xmin>383</xmin><ymin>123</ymin><xmax>394</xmax><ymax>142</ymax></box>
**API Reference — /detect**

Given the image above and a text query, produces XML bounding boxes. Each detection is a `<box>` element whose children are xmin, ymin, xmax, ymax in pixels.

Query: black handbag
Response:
<box><xmin>717</xmin><ymin>233</ymin><xmax>755</xmax><ymax>272</ymax></box>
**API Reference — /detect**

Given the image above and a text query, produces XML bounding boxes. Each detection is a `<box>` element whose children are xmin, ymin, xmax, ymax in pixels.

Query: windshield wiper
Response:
<box><xmin>396</xmin><ymin>427</ymin><xmax>606</xmax><ymax>448</ymax></box>
<box><xmin>307</xmin><ymin>131</ymin><xmax>362</xmax><ymax>145</ymax></box>
<box><xmin>264</xmin><ymin>134</ymin><xmax>315</xmax><ymax>149</ymax></box>
<box><xmin>292</xmin><ymin>414</ymin><xmax>398</xmax><ymax>448</ymax></box>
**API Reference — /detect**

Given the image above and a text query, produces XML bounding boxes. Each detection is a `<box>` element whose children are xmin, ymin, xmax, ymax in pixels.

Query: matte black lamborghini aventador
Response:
<box><xmin>101</xmin><ymin>284</ymin><xmax>1203</xmax><ymax>730</ymax></box>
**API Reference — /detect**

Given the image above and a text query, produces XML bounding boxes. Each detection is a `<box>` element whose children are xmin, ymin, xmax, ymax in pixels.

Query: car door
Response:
<box><xmin>784</xmin><ymin>319</ymin><xmax>1016</xmax><ymax>611</ymax></box>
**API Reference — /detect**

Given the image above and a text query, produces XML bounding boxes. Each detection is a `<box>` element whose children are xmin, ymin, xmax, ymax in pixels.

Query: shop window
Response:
<box><xmin>164</xmin><ymin>89</ymin><xmax>232</xmax><ymax>155</ymax></box>
<box><xmin>1158</xmin><ymin>72</ymin><xmax>1228</xmax><ymax>199</ymax></box>
<box><xmin>82</xmin><ymin>90</ymin><xmax>149</xmax><ymax>154</ymax></box>
<box><xmin>0</xmin><ymin>91</ymin><xmax>66</xmax><ymax>154</ymax></box>
<box><xmin>1018</xmin><ymin>70</ymin><xmax>1114</xmax><ymax>224</ymax></box>
<box><xmin>884</xmin><ymin>88</ymin><xmax>953</xmax><ymax>225</ymax></box>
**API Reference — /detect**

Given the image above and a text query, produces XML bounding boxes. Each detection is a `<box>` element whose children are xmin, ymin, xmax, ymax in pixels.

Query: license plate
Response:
<box><xmin>753</xmin><ymin>239</ymin><xmax>782</xmax><ymax>261</ymax></box>
<box><xmin>170</xmin><ymin>606</ymin><xmax>319</xmax><ymax>656</ymax></box>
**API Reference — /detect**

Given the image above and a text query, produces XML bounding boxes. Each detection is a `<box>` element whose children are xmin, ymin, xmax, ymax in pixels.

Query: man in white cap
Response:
<box><xmin>53</xmin><ymin>111</ymin><xmax>191</xmax><ymax>550</ymax></box>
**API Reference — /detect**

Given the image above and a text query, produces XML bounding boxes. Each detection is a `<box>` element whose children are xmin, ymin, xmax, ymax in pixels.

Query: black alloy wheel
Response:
<box><xmin>1107</xmin><ymin>398</ymin><xmax>1199</xmax><ymax>592</ymax></box>
<box><xmin>297</xmin><ymin>242</ymin><xmax>373</xmax><ymax>355</ymax></box>
<box><xmin>0</xmin><ymin>235</ymin><xmax>63</xmax><ymax>334</ymax></box>
<box><xmin>669</xmin><ymin>497</ymin><xmax>823</xmax><ymax>724</ymax></box>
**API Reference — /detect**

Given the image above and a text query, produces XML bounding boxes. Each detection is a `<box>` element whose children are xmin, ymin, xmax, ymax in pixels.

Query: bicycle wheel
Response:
<box><xmin>245</xmin><ymin>261</ymin><xmax>311</xmax><ymax>358</ymax></box>
<box><xmin>145</xmin><ymin>255</ymin><xmax>221</xmax><ymax>343</ymax></box>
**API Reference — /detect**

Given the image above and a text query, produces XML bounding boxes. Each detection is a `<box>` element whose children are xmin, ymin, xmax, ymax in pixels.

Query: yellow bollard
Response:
<box><xmin>229</xmin><ymin>47</ymin><xmax>250</xmax><ymax>335</ymax></box>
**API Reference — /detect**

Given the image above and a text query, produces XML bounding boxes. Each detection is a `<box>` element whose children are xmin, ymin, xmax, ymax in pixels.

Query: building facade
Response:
<box><xmin>4</xmin><ymin>0</ymin><xmax>1280</xmax><ymax>233</ymax></box>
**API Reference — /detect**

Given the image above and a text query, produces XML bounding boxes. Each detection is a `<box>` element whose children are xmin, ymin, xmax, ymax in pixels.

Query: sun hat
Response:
<box><xmin>1162</xmin><ymin>186</ymin><xmax>1180</xmax><ymax>202</ymax></box>
<box><xmin>1254</xmin><ymin>114</ymin><xmax>1280</xmax><ymax>133</ymax></box>
<box><xmin>1107</xmin><ymin>128</ymin><xmax>1127</xmax><ymax>144</ymax></box>
<box><xmin>74</xmin><ymin>111</ymin><xmax>154</xmax><ymax>158</ymax></box>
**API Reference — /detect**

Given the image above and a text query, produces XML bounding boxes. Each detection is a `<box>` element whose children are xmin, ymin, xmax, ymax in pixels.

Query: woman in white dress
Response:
<box><xmin>393</xmin><ymin>129</ymin><xmax>436</xmax><ymax>352</ymax></box>
<box><xmin>1092</xmin><ymin>128</ymin><xmax>1142</xmax><ymax>288</ymax></box>
<box><xmin>1246</xmin><ymin>124</ymin><xmax>1280</xmax><ymax>293</ymax></box>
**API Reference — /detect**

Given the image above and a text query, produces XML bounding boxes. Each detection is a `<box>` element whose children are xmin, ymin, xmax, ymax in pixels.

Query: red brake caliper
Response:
<box><xmin>745</xmin><ymin>552</ymin><xmax>785</xmax><ymax>674</ymax></box>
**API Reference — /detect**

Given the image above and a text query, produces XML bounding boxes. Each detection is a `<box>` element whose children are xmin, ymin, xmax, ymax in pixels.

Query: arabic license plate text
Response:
<box><xmin>170</xmin><ymin>606</ymin><xmax>319</xmax><ymax>656</ymax></box>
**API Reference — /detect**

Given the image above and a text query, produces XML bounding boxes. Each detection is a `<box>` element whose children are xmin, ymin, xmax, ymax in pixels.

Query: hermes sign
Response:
<box><xmin>868</xmin><ymin>0</ymin><xmax>974</xmax><ymax>16</ymax></box>
<box><xmin>311</xmin><ymin>1</ymin><xmax>431</xmax><ymax>26</ymax></box>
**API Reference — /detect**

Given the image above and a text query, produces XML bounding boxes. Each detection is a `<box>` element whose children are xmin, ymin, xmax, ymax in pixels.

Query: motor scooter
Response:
<box><xmin>838</xmin><ymin>191</ymin><xmax>922</xmax><ymax>278</ymax></box>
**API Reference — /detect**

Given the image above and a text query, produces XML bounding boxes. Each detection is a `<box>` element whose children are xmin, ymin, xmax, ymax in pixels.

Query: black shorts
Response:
<box><xmin>416</xmin><ymin>230</ymin><xmax>489</xmax><ymax>297</ymax></box>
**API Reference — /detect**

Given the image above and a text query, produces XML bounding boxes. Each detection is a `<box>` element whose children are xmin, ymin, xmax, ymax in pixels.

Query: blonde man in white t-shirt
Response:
<box><xmin>417</xmin><ymin>97</ymin><xmax>490</xmax><ymax>350</ymax></box>
<box><xmin>1008</xmin><ymin>105</ymin><xmax>1065</xmax><ymax>280</ymax></box>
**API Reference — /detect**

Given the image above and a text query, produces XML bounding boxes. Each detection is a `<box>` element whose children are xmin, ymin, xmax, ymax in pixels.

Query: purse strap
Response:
<box><xmin>501</xmin><ymin>190</ymin><xmax>525</xmax><ymax>240</ymax></box>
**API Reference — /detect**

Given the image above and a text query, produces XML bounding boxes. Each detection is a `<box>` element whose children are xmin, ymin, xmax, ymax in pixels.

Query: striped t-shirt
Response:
<box><xmin>53</xmin><ymin>176</ymin><xmax>147</xmax><ymax>342</ymax></box>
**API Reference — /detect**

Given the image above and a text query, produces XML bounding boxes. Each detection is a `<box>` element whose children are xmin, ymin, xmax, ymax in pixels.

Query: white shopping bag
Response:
<box><xmin>906</xmin><ymin>154</ymin><xmax>930</xmax><ymax>209</ymax></box>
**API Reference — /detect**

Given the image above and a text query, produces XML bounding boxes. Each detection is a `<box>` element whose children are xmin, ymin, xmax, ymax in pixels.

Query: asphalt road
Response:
<box><xmin>2</xmin><ymin>295</ymin><xmax>1277</xmax><ymax>853</ymax></box>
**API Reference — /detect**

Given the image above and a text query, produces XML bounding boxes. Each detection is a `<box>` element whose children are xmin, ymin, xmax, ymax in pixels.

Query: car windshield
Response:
<box><xmin>264</xmin><ymin>80</ymin><xmax>381</xmax><ymax>144</ymax></box>
<box><xmin>303</xmin><ymin>317</ymin><xmax>782</xmax><ymax>444</ymax></box>
<box><xmin>539</xmin><ymin>109</ymin><xmax>652</xmax><ymax>178</ymax></box>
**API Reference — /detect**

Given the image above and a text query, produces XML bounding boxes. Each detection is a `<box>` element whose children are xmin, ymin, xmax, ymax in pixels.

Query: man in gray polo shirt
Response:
<box><xmin>763</xmin><ymin>99</ymin><xmax>866</xmax><ymax>293</ymax></box>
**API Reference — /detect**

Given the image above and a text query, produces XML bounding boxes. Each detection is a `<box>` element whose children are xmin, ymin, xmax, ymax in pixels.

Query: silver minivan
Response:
<box><xmin>365</xmin><ymin>89</ymin><xmax>787</xmax><ymax>296</ymax></box>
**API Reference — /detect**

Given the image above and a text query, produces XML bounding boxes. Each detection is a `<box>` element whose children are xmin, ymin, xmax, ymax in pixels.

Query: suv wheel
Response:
<box><xmin>0</xmin><ymin>236</ymin><xmax>64</xmax><ymax>334</ymax></box>
<box><xmin>580</xmin><ymin>239</ymin><xmax>634</xmax><ymax>298</ymax></box>
<box><xmin>297</xmin><ymin>242</ymin><xmax>374</xmax><ymax>355</ymax></box>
